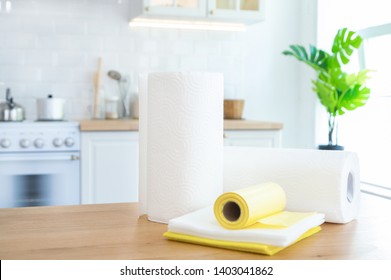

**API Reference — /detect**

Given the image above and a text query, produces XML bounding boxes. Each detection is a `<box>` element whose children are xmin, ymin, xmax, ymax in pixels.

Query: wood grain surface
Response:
<box><xmin>78</xmin><ymin>119</ymin><xmax>283</xmax><ymax>132</ymax></box>
<box><xmin>0</xmin><ymin>193</ymin><xmax>389</xmax><ymax>260</ymax></box>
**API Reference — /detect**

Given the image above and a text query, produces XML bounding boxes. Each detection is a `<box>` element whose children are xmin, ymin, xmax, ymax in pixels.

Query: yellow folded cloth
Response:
<box><xmin>164</xmin><ymin>226</ymin><xmax>321</xmax><ymax>256</ymax></box>
<box><xmin>164</xmin><ymin>182</ymin><xmax>325</xmax><ymax>255</ymax></box>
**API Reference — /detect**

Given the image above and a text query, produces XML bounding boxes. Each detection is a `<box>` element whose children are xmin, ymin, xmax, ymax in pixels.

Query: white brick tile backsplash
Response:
<box><xmin>171</xmin><ymin>41</ymin><xmax>194</xmax><ymax>56</ymax></box>
<box><xmin>179</xmin><ymin>29</ymin><xmax>207</xmax><ymax>41</ymax></box>
<box><xmin>124</xmin><ymin>28</ymin><xmax>151</xmax><ymax>39</ymax></box>
<box><xmin>71</xmin><ymin>69</ymin><xmax>96</xmax><ymax>84</ymax></box>
<box><xmin>40</xmin><ymin>67</ymin><xmax>73</xmax><ymax>83</ymax></box>
<box><xmin>207</xmin><ymin>30</ymin><xmax>240</xmax><ymax>41</ymax></box>
<box><xmin>118</xmin><ymin>53</ymin><xmax>149</xmax><ymax>71</ymax></box>
<box><xmin>0</xmin><ymin>17</ymin><xmax>24</xmax><ymax>33</ymax></box>
<box><xmin>223</xmin><ymin>84</ymin><xmax>236</xmax><ymax>99</ymax></box>
<box><xmin>101</xmin><ymin>36</ymin><xmax>135</xmax><ymax>52</ymax></box>
<box><xmin>35</xmin><ymin>35</ymin><xmax>72</xmax><ymax>50</ymax></box>
<box><xmin>86</xmin><ymin>21</ymin><xmax>120</xmax><ymax>36</ymax></box>
<box><xmin>0</xmin><ymin>0</ymin><xmax>245</xmax><ymax>119</ymax></box>
<box><xmin>55</xmin><ymin>52</ymin><xmax>85</xmax><ymax>67</ymax></box>
<box><xmin>17</xmin><ymin>83</ymin><xmax>54</xmax><ymax>99</ymax></box>
<box><xmin>0</xmin><ymin>66</ymin><xmax>41</xmax><ymax>82</ymax></box>
<box><xmin>136</xmin><ymin>40</ymin><xmax>158</xmax><ymax>54</ymax></box>
<box><xmin>221</xmin><ymin>41</ymin><xmax>243</xmax><ymax>56</ymax></box>
<box><xmin>85</xmin><ymin>53</ymin><xmax>119</xmax><ymax>69</ymax></box>
<box><xmin>0</xmin><ymin>50</ymin><xmax>25</xmax><ymax>65</ymax></box>
<box><xmin>52</xmin><ymin>84</ymin><xmax>90</xmax><ymax>99</ymax></box>
<box><xmin>36</xmin><ymin>35</ymin><xmax>101</xmax><ymax>51</ymax></box>
<box><xmin>150</xmin><ymin>55</ymin><xmax>180</xmax><ymax>71</ymax></box>
<box><xmin>180</xmin><ymin>56</ymin><xmax>207</xmax><ymax>71</ymax></box>
<box><xmin>55</xmin><ymin>18</ymin><xmax>86</xmax><ymax>35</ymax></box>
<box><xmin>25</xmin><ymin>50</ymin><xmax>54</xmax><ymax>66</ymax></box>
<box><xmin>149</xmin><ymin>29</ymin><xmax>180</xmax><ymax>40</ymax></box>
<box><xmin>207</xmin><ymin>55</ymin><xmax>241</xmax><ymax>71</ymax></box>
<box><xmin>22</xmin><ymin>17</ymin><xmax>55</xmax><ymax>34</ymax></box>
<box><xmin>194</xmin><ymin>41</ymin><xmax>221</xmax><ymax>55</ymax></box>
<box><xmin>0</xmin><ymin>34</ymin><xmax>36</xmax><ymax>49</ymax></box>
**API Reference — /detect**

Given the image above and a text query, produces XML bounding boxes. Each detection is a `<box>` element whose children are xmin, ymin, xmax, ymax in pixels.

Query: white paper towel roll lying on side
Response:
<box><xmin>146</xmin><ymin>72</ymin><xmax>224</xmax><ymax>223</ymax></box>
<box><xmin>224</xmin><ymin>147</ymin><xmax>360</xmax><ymax>224</ymax></box>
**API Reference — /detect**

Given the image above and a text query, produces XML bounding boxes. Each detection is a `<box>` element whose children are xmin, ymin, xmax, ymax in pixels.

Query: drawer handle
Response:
<box><xmin>210</xmin><ymin>10</ymin><xmax>215</xmax><ymax>15</ymax></box>
<box><xmin>145</xmin><ymin>6</ymin><xmax>150</xmax><ymax>12</ymax></box>
<box><xmin>223</xmin><ymin>133</ymin><xmax>228</xmax><ymax>138</ymax></box>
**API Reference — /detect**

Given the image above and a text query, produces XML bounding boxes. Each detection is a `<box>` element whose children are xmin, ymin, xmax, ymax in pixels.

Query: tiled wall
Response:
<box><xmin>0</xmin><ymin>0</ymin><xmax>245</xmax><ymax>120</ymax></box>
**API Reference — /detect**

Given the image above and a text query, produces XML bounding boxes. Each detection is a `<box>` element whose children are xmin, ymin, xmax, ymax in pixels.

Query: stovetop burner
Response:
<box><xmin>0</xmin><ymin>121</ymin><xmax>80</xmax><ymax>153</ymax></box>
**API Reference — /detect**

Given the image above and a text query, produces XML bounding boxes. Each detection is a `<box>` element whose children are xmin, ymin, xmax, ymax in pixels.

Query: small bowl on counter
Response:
<box><xmin>224</xmin><ymin>99</ymin><xmax>245</xmax><ymax>119</ymax></box>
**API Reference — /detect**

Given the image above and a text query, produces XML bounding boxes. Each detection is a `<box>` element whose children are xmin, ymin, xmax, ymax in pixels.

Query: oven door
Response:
<box><xmin>0</xmin><ymin>152</ymin><xmax>80</xmax><ymax>208</ymax></box>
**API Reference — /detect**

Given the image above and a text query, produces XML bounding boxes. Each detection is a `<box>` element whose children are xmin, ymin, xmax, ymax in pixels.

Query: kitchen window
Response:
<box><xmin>341</xmin><ymin>23</ymin><xmax>391</xmax><ymax>198</ymax></box>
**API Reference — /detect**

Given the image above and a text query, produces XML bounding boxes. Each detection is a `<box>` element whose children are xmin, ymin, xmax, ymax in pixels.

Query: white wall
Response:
<box><xmin>0</xmin><ymin>0</ymin><xmax>316</xmax><ymax>148</ymax></box>
<box><xmin>244</xmin><ymin>0</ymin><xmax>317</xmax><ymax>148</ymax></box>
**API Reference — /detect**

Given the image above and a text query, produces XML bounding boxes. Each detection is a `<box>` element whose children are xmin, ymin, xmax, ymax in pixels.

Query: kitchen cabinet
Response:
<box><xmin>223</xmin><ymin>119</ymin><xmax>282</xmax><ymax>147</ymax></box>
<box><xmin>224</xmin><ymin>130</ymin><xmax>281</xmax><ymax>147</ymax></box>
<box><xmin>208</xmin><ymin>0</ymin><xmax>265</xmax><ymax>23</ymax></box>
<box><xmin>134</xmin><ymin>0</ymin><xmax>206</xmax><ymax>18</ymax></box>
<box><xmin>79</xmin><ymin>119</ymin><xmax>281</xmax><ymax>205</ymax></box>
<box><xmin>81</xmin><ymin>131</ymin><xmax>138</xmax><ymax>204</ymax></box>
<box><xmin>129</xmin><ymin>0</ymin><xmax>265</xmax><ymax>24</ymax></box>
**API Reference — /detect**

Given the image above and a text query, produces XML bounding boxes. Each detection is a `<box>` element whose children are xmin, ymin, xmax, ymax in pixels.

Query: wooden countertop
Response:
<box><xmin>0</xmin><ymin>193</ymin><xmax>390</xmax><ymax>260</ymax></box>
<box><xmin>224</xmin><ymin>119</ymin><xmax>283</xmax><ymax>130</ymax></box>
<box><xmin>78</xmin><ymin>119</ymin><xmax>283</xmax><ymax>132</ymax></box>
<box><xmin>79</xmin><ymin>119</ymin><xmax>139</xmax><ymax>131</ymax></box>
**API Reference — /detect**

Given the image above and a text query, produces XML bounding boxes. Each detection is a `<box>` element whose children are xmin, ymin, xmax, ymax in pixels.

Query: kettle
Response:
<box><xmin>0</xmin><ymin>88</ymin><xmax>25</xmax><ymax>121</ymax></box>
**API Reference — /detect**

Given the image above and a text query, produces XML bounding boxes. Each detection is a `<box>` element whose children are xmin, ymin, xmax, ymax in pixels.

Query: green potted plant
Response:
<box><xmin>283</xmin><ymin>28</ymin><xmax>371</xmax><ymax>150</ymax></box>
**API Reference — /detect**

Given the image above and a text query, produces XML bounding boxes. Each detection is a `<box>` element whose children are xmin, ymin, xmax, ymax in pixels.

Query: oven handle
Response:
<box><xmin>0</xmin><ymin>155</ymin><xmax>80</xmax><ymax>162</ymax></box>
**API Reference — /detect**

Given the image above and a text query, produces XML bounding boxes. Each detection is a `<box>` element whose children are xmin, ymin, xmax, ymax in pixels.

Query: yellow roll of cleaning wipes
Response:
<box><xmin>214</xmin><ymin>182</ymin><xmax>286</xmax><ymax>230</ymax></box>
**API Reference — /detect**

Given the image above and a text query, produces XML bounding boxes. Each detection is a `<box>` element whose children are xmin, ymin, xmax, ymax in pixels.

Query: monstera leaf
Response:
<box><xmin>282</xmin><ymin>45</ymin><xmax>329</xmax><ymax>72</ymax></box>
<box><xmin>338</xmin><ymin>84</ymin><xmax>370</xmax><ymax>115</ymax></box>
<box><xmin>331</xmin><ymin>27</ymin><xmax>363</xmax><ymax>66</ymax></box>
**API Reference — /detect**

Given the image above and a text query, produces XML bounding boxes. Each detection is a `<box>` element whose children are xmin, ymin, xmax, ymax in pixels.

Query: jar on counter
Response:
<box><xmin>105</xmin><ymin>96</ymin><xmax>120</xmax><ymax>119</ymax></box>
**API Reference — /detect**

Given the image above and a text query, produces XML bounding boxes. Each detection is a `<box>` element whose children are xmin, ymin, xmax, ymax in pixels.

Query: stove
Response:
<box><xmin>0</xmin><ymin>121</ymin><xmax>81</xmax><ymax>208</ymax></box>
<box><xmin>0</xmin><ymin>121</ymin><xmax>80</xmax><ymax>153</ymax></box>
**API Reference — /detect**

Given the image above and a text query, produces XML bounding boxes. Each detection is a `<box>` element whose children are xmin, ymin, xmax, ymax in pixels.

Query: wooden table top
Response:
<box><xmin>0</xmin><ymin>193</ymin><xmax>390</xmax><ymax>260</ymax></box>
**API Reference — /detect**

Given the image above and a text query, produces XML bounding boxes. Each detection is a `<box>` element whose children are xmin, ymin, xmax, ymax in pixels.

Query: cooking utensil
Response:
<box><xmin>108</xmin><ymin>70</ymin><xmax>129</xmax><ymax>117</ymax></box>
<box><xmin>36</xmin><ymin>95</ymin><xmax>66</xmax><ymax>121</ymax></box>
<box><xmin>0</xmin><ymin>88</ymin><xmax>25</xmax><ymax>121</ymax></box>
<box><xmin>92</xmin><ymin>57</ymin><xmax>103</xmax><ymax>119</ymax></box>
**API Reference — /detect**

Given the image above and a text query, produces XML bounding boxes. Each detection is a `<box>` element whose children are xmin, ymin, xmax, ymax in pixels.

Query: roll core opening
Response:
<box><xmin>347</xmin><ymin>172</ymin><xmax>354</xmax><ymax>203</ymax></box>
<box><xmin>222</xmin><ymin>201</ymin><xmax>241</xmax><ymax>222</ymax></box>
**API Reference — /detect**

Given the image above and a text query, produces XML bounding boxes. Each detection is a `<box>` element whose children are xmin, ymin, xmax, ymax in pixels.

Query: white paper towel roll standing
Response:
<box><xmin>138</xmin><ymin>73</ymin><xmax>148</xmax><ymax>216</ymax></box>
<box><xmin>224</xmin><ymin>147</ymin><xmax>360</xmax><ymax>224</ymax></box>
<box><xmin>147</xmin><ymin>72</ymin><xmax>224</xmax><ymax>223</ymax></box>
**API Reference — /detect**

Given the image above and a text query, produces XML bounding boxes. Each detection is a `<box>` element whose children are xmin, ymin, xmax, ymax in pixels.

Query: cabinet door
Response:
<box><xmin>144</xmin><ymin>0</ymin><xmax>206</xmax><ymax>17</ymax></box>
<box><xmin>208</xmin><ymin>0</ymin><xmax>264</xmax><ymax>23</ymax></box>
<box><xmin>223</xmin><ymin>130</ymin><xmax>281</xmax><ymax>148</ymax></box>
<box><xmin>81</xmin><ymin>132</ymin><xmax>139</xmax><ymax>204</ymax></box>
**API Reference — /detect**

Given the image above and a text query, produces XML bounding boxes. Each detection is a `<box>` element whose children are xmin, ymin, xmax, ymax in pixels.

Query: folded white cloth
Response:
<box><xmin>168</xmin><ymin>207</ymin><xmax>325</xmax><ymax>247</ymax></box>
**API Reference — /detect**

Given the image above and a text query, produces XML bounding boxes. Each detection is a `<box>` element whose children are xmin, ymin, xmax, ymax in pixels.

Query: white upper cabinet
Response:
<box><xmin>129</xmin><ymin>0</ymin><xmax>264</xmax><ymax>24</ymax></box>
<box><xmin>208</xmin><ymin>0</ymin><xmax>264</xmax><ymax>23</ymax></box>
<box><xmin>143</xmin><ymin>0</ymin><xmax>206</xmax><ymax>18</ymax></box>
